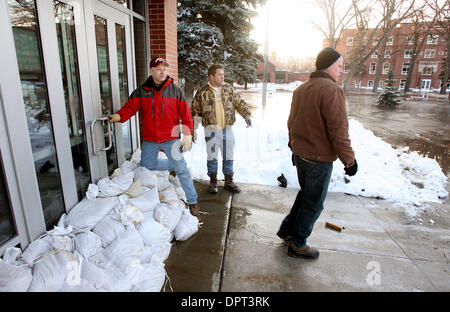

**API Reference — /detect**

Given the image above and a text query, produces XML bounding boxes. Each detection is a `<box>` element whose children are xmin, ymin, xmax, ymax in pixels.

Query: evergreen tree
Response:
<box><xmin>177</xmin><ymin>0</ymin><xmax>266</xmax><ymax>101</ymax></box>
<box><xmin>377</xmin><ymin>70</ymin><xmax>401</xmax><ymax>106</ymax></box>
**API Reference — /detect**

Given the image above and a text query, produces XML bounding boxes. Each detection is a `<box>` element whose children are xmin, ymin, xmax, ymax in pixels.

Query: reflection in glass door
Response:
<box><xmin>8</xmin><ymin>0</ymin><xmax>65</xmax><ymax>230</ymax></box>
<box><xmin>116</xmin><ymin>23</ymin><xmax>132</xmax><ymax>159</ymax></box>
<box><xmin>0</xmin><ymin>151</ymin><xmax>16</xmax><ymax>246</ymax></box>
<box><xmin>94</xmin><ymin>16</ymin><xmax>118</xmax><ymax>175</ymax></box>
<box><xmin>54</xmin><ymin>1</ymin><xmax>91</xmax><ymax>201</ymax></box>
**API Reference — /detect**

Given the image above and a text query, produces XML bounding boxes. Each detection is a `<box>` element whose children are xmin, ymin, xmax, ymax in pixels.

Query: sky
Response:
<box><xmin>250</xmin><ymin>0</ymin><xmax>326</xmax><ymax>60</ymax></box>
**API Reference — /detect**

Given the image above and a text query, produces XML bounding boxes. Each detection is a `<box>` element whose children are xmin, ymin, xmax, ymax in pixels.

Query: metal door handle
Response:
<box><xmin>90</xmin><ymin>117</ymin><xmax>112</xmax><ymax>156</ymax></box>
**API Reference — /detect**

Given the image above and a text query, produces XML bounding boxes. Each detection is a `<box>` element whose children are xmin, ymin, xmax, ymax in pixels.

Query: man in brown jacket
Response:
<box><xmin>277</xmin><ymin>47</ymin><xmax>358</xmax><ymax>259</ymax></box>
<box><xmin>191</xmin><ymin>64</ymin><xmax>252</xmax><ymax>194</ymax></box>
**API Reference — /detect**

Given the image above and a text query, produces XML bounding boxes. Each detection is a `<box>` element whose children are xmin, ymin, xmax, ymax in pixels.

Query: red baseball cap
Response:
<box><xmin>150</xmin><ymin>57</ymin><xmax>169</xmax><ymax>68</ymax></box>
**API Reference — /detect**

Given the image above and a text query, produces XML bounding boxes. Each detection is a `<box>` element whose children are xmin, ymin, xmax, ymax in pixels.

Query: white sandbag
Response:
<box><xmin>130</xmin><ymin>148</ymin><xmax>141</xmax><ymax>164</ymax></box>
<box><xmin>149</xmin><ymin>242</ymin><xmax>172</xmax><ymax>263</ymax></box>
<box><xmin>0</xmin><ymin>261</ymin><xmax>33</xmax><ymax>292</ymax></box>
<box><xmin>120</xmin><ymin>160</ymin><xmax>137</xmax><ymax>174</ymax></box>
<box><xmin>59</xmin><ymin>279</ymin><xmax>105</xmax><ymax>292</ymax></box>
<box><xmin>137</xmin><ymin>218</ymin><xmax>172</xmax><ymax>246</ymax></box>
<box><xmin>111</xmin><ymin>171</ymin><xmax>134</xmax><ymax>190</ymax></box>
<box><xmin>120</xmin><ymin>203</ymin><xmax>144</xmax><ymax>226</ymax></box>
<box><xmin>2</xmin><ymin>247</ymin><xmax>22</xmax><ymax>265</ymax></box>
<box><xmin>86</xmin><ymin>183</ymin><xmax>99</xmax><ymax>200</ymax></box>
<box><xmin>157</xmin><ymin>176</ymin><xmax>172</xmax><ymax>192</ymax></box>
<box><xmin>28</xmin><ymin>250</ymin><xmax>78</xmax><ymax>292</ymax></box>
<box><xmin>74</xmin><ymin>231</ymin><xmax>103</xmax><ymax>259</ymax></box>
<box><xmin>174</xmin><ymin>208</ymin><xmax>199</xmax><ymax>241</ymax></box>
<box><xmin>101</xmin><ymin>228</ymin><xmax>144</xmax><ymax>273</ymax></box>
<box><xmin>131</xmin><ymin>261</ymin><xmax>166</xmax><ymax>292</ymax></box>
<box><xmin>79</xmin><ymin>258</ymin><xmax>130</xmax><ymax>292</ymax></box>
<box><xmin>65</xmin><ymin>197</ymin><xmax>117</xmax><ymax>233</ymax></box>
<box><xmin>142</xmin><ymin>210</ymin><xmax>155</xmax><ymax>222</ymax></box>
<box><xmin>92</xmin><ymin>214</ymin><xmax>126</xmax><ymax>248</ymax></box>
<box><xmin>154</xmin><ymin>203</ymin><xmax>183</xmax><ymax>232</ymax></box>
<box><xmin>129</xmin><ymin>187</ymin><xmax>160</xmax><ymax>213</ymax></box>
<box><xmin>97</xmin><ymin>177</ymin><xmax>124</xmax><ymax>197</ymax></box>
<box><xmin>140</xmin><ymin>246</ymin><xmax>153</xmax><ymax>264</ymax></box>
<box><xmin>159</xmin><ymin>185</ymin><xmax>179</xmax><ymax>204</ymax></box>
<box><xmin>134</xmin><ymin>166</ymin><xmax>158</xmax><ymax>189</ymax></box>
<box><xmin>20</xmin><ymin>235</ymin><xmax>53</xmax><ymax>265</ymax></box>
<box><xmin>171</xmin><ymin>177</ymin><xmax>187</xmax><ymax>202</ymax></box>
<box><xmin>124</xmin><ymin>179</ymin><xmax>142</xmax><ymax>198</ymax></box>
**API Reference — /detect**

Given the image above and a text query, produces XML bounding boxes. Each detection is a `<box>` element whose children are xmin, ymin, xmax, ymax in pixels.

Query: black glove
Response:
<box><xmin>245</xmin><ymin>117</ymin><xmax>252</xmax><ymax>128</ymax></box>
<box><xmin>344</xmin><ymin>159</ymin><xmax>358</xmax><ymax>176</ymax></box>
<box><xmin>277</xmin><ymin>173</ymin><xmax>287</xmax><ymax>188</ymax></box>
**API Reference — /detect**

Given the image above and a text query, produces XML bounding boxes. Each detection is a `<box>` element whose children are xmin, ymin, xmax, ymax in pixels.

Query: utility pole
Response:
<box><xmin>262</xmin><ymin>2</ymin><xmax>269</xmax><ymax>106</ymax></box>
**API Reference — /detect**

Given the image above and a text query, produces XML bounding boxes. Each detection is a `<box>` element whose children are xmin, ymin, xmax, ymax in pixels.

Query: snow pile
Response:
<box><xmin>0</xmin><ymin>150</ymin><xmax>199</xmax><ymax>292</ymax></box>
<box><xmin>186</xmin><ymin>116</ymin><xmax>448</xmax><ymax>216</ymax></box>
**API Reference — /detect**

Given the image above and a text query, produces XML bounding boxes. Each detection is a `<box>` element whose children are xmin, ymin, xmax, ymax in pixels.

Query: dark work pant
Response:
<box><xmin>278</xmin><ymin>155</ymin><xmax>333</xmax><ymax>248</ymax></box>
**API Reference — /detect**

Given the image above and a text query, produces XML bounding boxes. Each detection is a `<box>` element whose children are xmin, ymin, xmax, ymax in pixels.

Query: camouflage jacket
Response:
<box><xmin>191</xmin><ymin>83</ymin><xmax>250</xmax><ymax>127</ymax></box>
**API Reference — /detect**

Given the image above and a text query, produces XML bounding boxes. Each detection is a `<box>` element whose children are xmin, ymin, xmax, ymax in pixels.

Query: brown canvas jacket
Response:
<box><xmin>288</xmin><ymin>70</ymin><xmax>355</xmax><ymax>167</ymax></box>
<box><xmin>191</xmin><ymin>82</ymin><xmax>250</xmax><ymax>127</ymax></box>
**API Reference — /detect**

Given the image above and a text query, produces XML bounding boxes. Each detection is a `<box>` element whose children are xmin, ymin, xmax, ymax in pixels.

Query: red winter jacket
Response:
<box><xmin>116</xmin><ymin>76</ymin><xmax>193</xmax><ymax>143</ymax></box>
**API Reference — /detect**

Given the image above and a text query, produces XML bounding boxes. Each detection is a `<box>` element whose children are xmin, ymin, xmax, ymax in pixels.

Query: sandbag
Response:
<box><xmin>149</xmin><ymin>242</ymin><xmax>172</xmax><ymax>263</ymax></box>
<box><xmin>92</xmin><ymin>214</ymin><xmax>127</xmax><ymax>248</ymax></box>
<box><xmin>28</xmin><ymin>250</ymin><xmax>78</xmax><ymax>292</ymax></box>
<box><xmin>120</xmin><ymin>203</ymin><xmax>144</xmax><ymax>226</ymax></box>
<box><xmin>124</xmin><ymin>179</ymin><xmax>142</xmax><ymax>198</ymax></box>
<box><xmin>74</xmin><ymin>231</ymin><xmax>103</xmax><ymax>259</ymax></box>
<box><xmin>97</xmin><ymin>177</ymin><xmax>124</xmax><ymax>197</ymax></box>
<box><xmin>131</xmin><ymin>261</ymin><xmax>166</xmax><ymax>292</ymax></box>
<box><xmin>120</xmin><ymin>160</ymin><xmax>138</xmax><ymax>174</ymax></box>
<box><xmin>0</xmin><ymin>261</ymin><xmax>33</xmax><ymax>292</ymax></box>
<box><xmin>159</xmin><ymin>185</ymin><xmax>179</xmax><ymax>204</ymax></box>
<box><xmin>2</xmin><ymin>247</ymin><xmax>22</xmax><ymax>266</ymax></box>
<box><xmin>134</xmin><ymin>166</ymin><xmax>158</xmax><ymax>189</ymax></box>
<box><xmin>20</xmin><ymin>235</ymin><xmax>53</xmax><ymax>265</ymax></box>
<box><xmin>174</xmin><ymin>208</ymin><xmax>199</xmax><ymax>241</ymax></box>
<box><xmin>86</xmin><ymin>183</ymin><xmax>99</xmax><ymax>200</ymax></box>
<box><xmin>130</xmin><ymin>148</ymin><xmax>141</xmax><ymax>164</ymax></box>
<box><xmin>154</xmin><ymin>203</ymin><xmax>183</xmax><ymax>232</ymax></box>
<box><xmin>171</xmin><ymin>177</ymin><xmax>187</xmax><ymax>202</ymax></box>
<box><xmin>129</xmin><ymin>187</ymin><xmax>160</xmax><ymax>213</ymax></box>
<box><xmin>100</xmin><ymin>228</ymin><xmax>144</xmax><ymax>273</ymax></box>
<box><xmin>65</xmin><ymin>197</ymin><xmax>117</xmax><ymax>233</ymax></box>
<box><xmin>137</xmin><ymin>218</ymin><xmax>172</xmax><ymax>246</ymax></box>
<box><xmin>79</xmin><ymin>258</ymin><xmax>130</xmax><ymax>292</ymax></box>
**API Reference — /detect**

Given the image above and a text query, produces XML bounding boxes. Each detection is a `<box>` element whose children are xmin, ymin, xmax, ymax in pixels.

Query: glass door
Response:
<box><xmin>85</xmin><ymin>0</ymin><xmax>134</xmax><ymax>177</ymax></box>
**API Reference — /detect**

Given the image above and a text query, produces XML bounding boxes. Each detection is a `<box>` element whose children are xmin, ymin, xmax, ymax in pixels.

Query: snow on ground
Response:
<box><xmin>184</xmin><ymin>84</ymin><xmax>448</xmax><ymax>217</ymax></box>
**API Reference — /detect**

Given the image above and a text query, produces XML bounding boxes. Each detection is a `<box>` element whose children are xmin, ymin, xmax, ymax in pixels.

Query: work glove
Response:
<box><xmin>181</xmin><ymin>135</ymin><xmax>192</xmax><ymax>152</ymax></box>
<box><xmin>109</xmin><ymin>114</ymin><xmax>121</xmax><ymax>123</ymax></box>
<box><xmin>245</xmin><ymin>117</ymin><xmax>252</xmax><ymax>128</ymax></box>
<box><xmin>344</xmin><ymin>159</ymin><xmax>358</xmax><ymax>176</ymax></box>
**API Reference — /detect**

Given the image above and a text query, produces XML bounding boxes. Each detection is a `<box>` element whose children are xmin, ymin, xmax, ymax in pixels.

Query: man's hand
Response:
<box><xmin>109</xmin><ymin>114</ymin><xmax>121</xmax><ymax>123</ymax></box>
<box><xmin>245</xmin><ymin>117</ymin><xmax>252</xmax><ymax>128</ymax></box>
<box><xmin>181</xmin><ymin>135</ymin><xmax>192</xmax><ymax>152</ymax></box>
<box><xmin>344</xmin><ymin>159</ymin><xmax>358</xmax><ymax>176</ymax></box>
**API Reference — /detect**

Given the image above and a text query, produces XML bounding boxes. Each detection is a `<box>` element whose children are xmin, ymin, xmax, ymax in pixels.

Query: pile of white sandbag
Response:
<box><xmin>0</xmin><ymin>149</ymin><xmax>199</xmax><ymax>292</ymax></box>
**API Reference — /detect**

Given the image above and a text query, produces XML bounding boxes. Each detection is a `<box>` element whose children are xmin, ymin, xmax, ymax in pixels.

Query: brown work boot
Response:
<box><xmin>224</xmin><ymin>173</ymin><xmax>241</xmax><ymax>193</ymax></box>
<box><xmin>209</xmin><ymin>173</ymin><xmax>218</xmax><ymax>193</ymax></box>
<box><xmin>188</xmin><ymin>203</ymin><xmax>199</xmax><ymax>216</ymax></box>
<box><xmin>287</xmin><ymin>241</ymin><xmax>319</xmax><ymax>259</ymax></box>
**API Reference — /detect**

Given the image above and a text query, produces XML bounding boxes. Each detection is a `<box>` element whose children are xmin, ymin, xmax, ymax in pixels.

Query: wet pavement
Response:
<box><xmin>165</xmin><ymin>180</ymin><xmax>450</xmax><ymax>292</ymax></box>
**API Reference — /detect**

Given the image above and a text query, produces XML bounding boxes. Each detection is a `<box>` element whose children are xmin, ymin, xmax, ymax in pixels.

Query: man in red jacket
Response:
<box><xmin>277</xmin><ymin>47</ymin><xmax>358</xmax><ymax>259</ymax></box>
<box><xmin>109</xmin><ymin>57</ymin><xmax>199</xmax><ymax>216</ymax></box>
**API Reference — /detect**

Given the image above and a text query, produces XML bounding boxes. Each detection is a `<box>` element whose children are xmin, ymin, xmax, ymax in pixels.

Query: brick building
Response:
<box><xmin>336</xmin><ymin>23</ymin><xmax>448</xmax><ymax>91</ymax></box>
<box><xmin>0</xmin><ymin>0</ymin><xmax>179</xmax><ymax>254</ymax></box>
<box><xmin>257</xmin><ymin>57</ymin><xmax>310</xmax><ymax>83</ymax></box>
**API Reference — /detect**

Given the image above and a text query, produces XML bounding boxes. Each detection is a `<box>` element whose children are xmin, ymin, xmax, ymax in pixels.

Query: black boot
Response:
<box><xmin>224</xmin><ymin>173</ymin><xmax>241</xmax><ymax>193</ymax></box>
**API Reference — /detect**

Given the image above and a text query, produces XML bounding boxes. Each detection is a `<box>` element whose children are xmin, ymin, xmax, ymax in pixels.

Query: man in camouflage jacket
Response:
<box><xmin>191</xmin><ymin>64</ymin><xmax>252</xmax><ymax>194</ymax></box>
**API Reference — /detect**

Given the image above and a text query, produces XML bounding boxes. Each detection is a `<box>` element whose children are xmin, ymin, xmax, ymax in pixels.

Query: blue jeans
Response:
<box><xmin>141</xmin><ymin>139</ymin><xmax>197</xmax><ymax>205</ymax></box>
<box><xmin>205</xmin><ymin>126</ymin><xmax>234</xmax><ymax>177</ymax></box>
<box><xmin>278</xmin><ymin>155</ymin><xmax>333</xmax><ymax>248</ymax></box>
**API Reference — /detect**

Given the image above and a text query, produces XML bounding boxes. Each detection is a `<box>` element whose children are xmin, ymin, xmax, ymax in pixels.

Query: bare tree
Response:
<box><xmin>425</xmin><ymin>0</ymin><xmax>450</xmax><ymax>96</ymax></box>
<box><xmin>371</xmin><ymin>0</ymin><xmax>417</xmax><ymax>93</ymax></box>
<box><xmin>312</xmin><ymin>0</ymin><xmax>355</xmax><ymax>48</ymax></box>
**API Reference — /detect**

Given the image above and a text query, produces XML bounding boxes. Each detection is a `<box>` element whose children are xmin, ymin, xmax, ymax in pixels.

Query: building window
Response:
<box><xmin>421</xmin><ymin>79</ymin><xmax>431</xmax><ymax>89</ymax></box>
<box><xmin>422</xmin><ymin>67</ymin><xmax>433</xmax><ymax>75</ymax></box>
<box><xmin>369</xmin><ymin>62</ymin><xmax>376</xmax><ymax>74</ymax></box>
<box><xmin>385</xmin><ymin>50</ymin><xmax>392</xmax><ymax>59</ymax></box>
<box><xmin>383</xmin><ymin>62</ymin><xmax>390</xmax><ymax>74</ymax></box>
<box><xmin>373</xmin><ymin>38</ymin><xmax>379</xmax><ymax>46</ymax></box>
<box><xmin>371</xmin><ymin>51</ymin><xmax>378</xmax><ymax>58</ymax></box>
<box><xmin>386</xmin><ymin>36</ymin><xmax>393</xmax><ymax>45</ymax></box>
<box><xmin>367</xmin><ymin>80</ymin><xmax>374</xmax><ymax>87</ymax></box>
<box><xmin>355</xmin><ymin>80</ymin><xmax>361</xmax><ymax>88</ymax></box>
<box><xmin>424</xmin><ymin>49</ymin><xmax>436</xmax><ymax>58</ymax></box>
<box><xmin>407</xmin><ymin>36</ymin><xmax>414</xmax><ymax>45</ymax></box>
<box><xmin>345</xmin><ymin>50</ymin><xmax>351</xmax><ymax>58</ymax></box>
<box><xmin>347</xmin><ymin>37</ymin><xmax>353</xmax><ymax>46</ymax></box>
<box><xmin>344</xmin><ymin>63</ymin><xmax>350</xmax><ymax>73</ymax></box>
<box><xmin>427</xmin><ymin>34</ymin><xmax>439</xmax><ymax>44</ymax></box>
<box><xmin>399</xmin><ymin>79</ymin><xmax>406</xmax><ymax>89</ymax></box>
<box><xmin>402</xmin><ymin>63</ymin><xmax>410</xmax><ymax>75</ymax></box>
<box><xmin>404</xmin><ymin>49</ymin><xmax>413</xmax><ymax>58</ymax></box>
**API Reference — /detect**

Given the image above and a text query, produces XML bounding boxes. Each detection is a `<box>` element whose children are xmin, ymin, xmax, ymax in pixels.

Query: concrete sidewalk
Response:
<box><xmin>165</xmin><ymin>180</ymin><xmax>450</xmax><ymax>292</ymax></box>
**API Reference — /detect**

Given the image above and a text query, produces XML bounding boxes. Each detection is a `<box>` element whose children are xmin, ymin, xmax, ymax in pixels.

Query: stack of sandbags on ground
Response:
<box><xmin>0</xmin><ymin>149</ymin><xmax>199</xmax><ymax>291</ymax></box>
